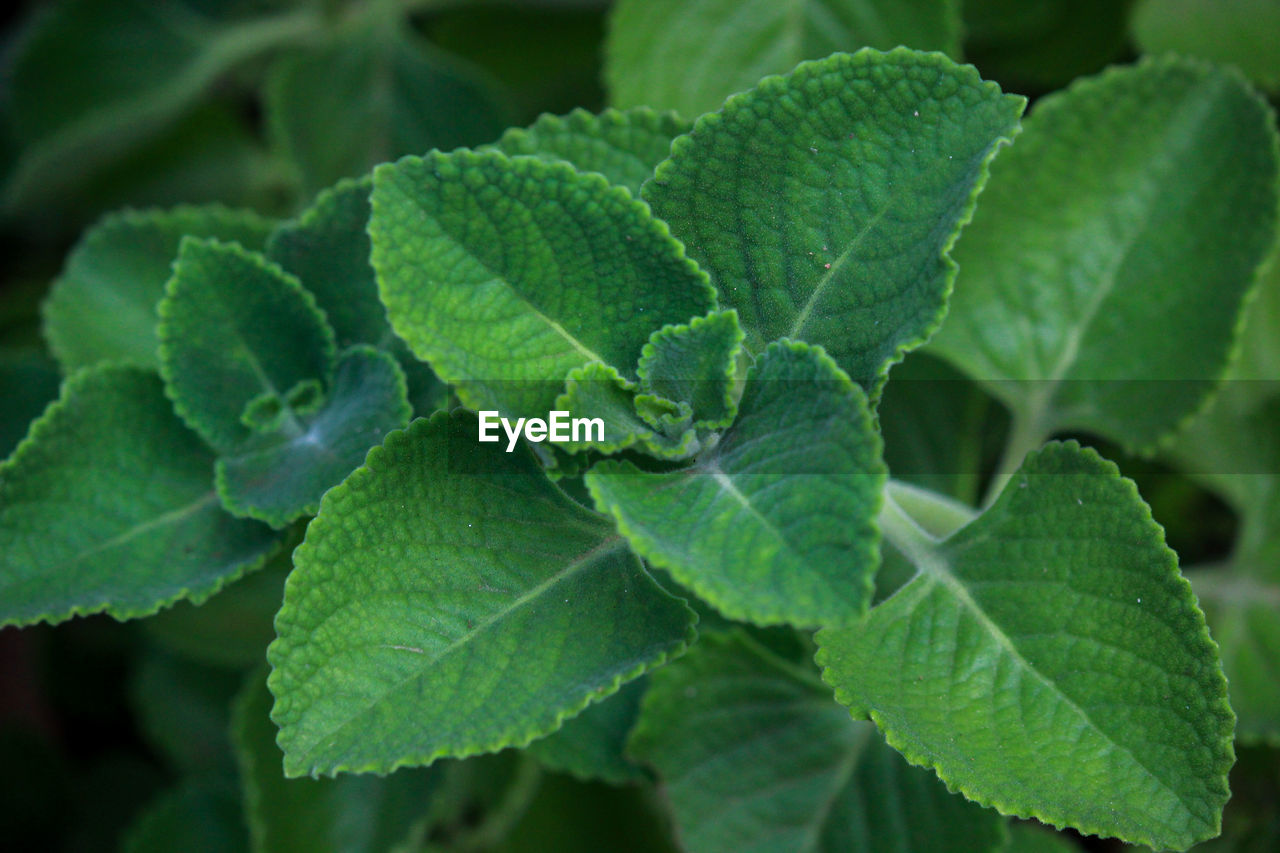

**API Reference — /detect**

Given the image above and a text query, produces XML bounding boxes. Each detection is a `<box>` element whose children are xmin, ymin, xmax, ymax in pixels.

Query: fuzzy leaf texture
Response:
<box><xmin>587</xmin><ymin>341</ymin><xmax>885</xmax><ymax>627</ymax></box>
<box><xmin>627</xmin><ymin>631</ymin><xmax>1006</xmax><ymax>853</ymax></box>
<box><xmin>268</xmin><ymin>411</ymin><xmax>696</xmax><ymax>776</ymax></box>
<box><xmin>605</xmin><ymin>0</ymin><xmax>962</xmax><ymax>117</ymax></box>
<box><xmin>370</xmin><ymin>149</ymin><xmax>714</xmax><ymax>419</ymax></box>
<box><xmin>490</xmin><ymin>107</ymin><xmax>691</xmax><ymax>197</ymax></box>
<box><xmin>554</xmin><ymin>362</ymin><xmax>697</xmax><ymax>459</ymax></box>
<box><xmin>816</xmin><ymin>441</ymin><xmax>1234</xmax><ymax>850</ymax></box>
<box><xmin>0</xmin><ymin>366</ymin><xmax>277</xmax><ymax>627</ymax></box>
<box><xmin>929</xmin><ymin>56</ymin><xmax>1280</xmax><ymax>452</ymax></box>
<box><xmin>645</xmin><ymin>49</ymin><xmax>1025</xmax><ymax>396</ymax></box>
<box><xmin>637</xmin><ymin>310</ymin><xmax>744</xmax><ymax>428</ymax></box>
<box><xmin>42</xmin><ymin>205</ymin><xmax>274</xmax><ymax>372</ymax></box>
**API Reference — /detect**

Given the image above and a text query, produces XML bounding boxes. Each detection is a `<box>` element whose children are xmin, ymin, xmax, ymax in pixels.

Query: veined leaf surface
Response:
<box><xmin>268</xmin><ymin>411</ymin><xmax>695</xmax><ymax>776</ymax></box>
<box><xmin>645</xmin><ymin>49</ymin><xmax>1024</xmax><ymax>396</ymax></box>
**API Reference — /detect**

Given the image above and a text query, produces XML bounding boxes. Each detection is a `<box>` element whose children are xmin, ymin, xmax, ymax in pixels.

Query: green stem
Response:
<box><xmin>877</xmin><ymin>486</ymin><xmax>945</xmax><ymax>570</ymax></box>
<box><xmin>983</xmin><ymin>409</ymin><xmax>1048</xmax><ymax>509</ymax></box>
<box><xmin>884</xmin><ymin>480</ymin><xmax>977</xmax><ymax>540</ymax></box>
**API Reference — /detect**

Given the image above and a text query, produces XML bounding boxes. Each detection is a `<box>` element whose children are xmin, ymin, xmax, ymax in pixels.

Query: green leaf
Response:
<box><xmin>122</xmin><ymin>778</ymin><xmax>247</xmax><ymax>853</ymax></box>
<box><xmin>42</xmin><ymin>205</ymin><xmax>275</xmax><ymax>372</ymax></box>
<box><xmin>158</xmin><ymin>237</ymin><xmax>336</xmax><ymax>456</ymax></box>
<box><xmin>587</xmin><ymin>340</ymin><xmax>886</xmax><ymax>627</ymax></box>
<box><xmin>638</xmin><ymin>310</ymin><xmax>743</xmax><ymax>428</ymax></box>
<box><xmin>266</xmin><ymin>23</ymin><xmax>509</xmax><ymax>194</ymax></box>
<box><xmin>234</xmin><ymin>669</ymin><xmax>443</xmax><ymax>853</ymax></box>
<box><xmin>645</xmin><ymin>49</ymin><xmax>1025</xmax><ymax>396</ymax></box>
<box><xmin>129</xmin><ymin>650</ymin><xmax>242</xmax><ymax>776</ymax></box>
<box><xmin>605</xmin><ymin>0</ymin><xmax>963</xmax><ymax>117</ymax></box>
<box><xmin>1133</xmin><ymin>0</ymin><xmax>1280</xmax><ymax>91</ymax></box>
<box><xmin>929</xmin><ymin>56</ymin><xmax>1280</xmax><ymax>453</ymax></box>
<box><xmin>489</xmin><ymin>107</ymin><xmax>690</xmax><ymax>196</ymax></box>
<box><xmin>267</xmin><ymin>411</ymin><xmax>696</xmax><ymax>776</ymax></box>
<box><xmin>0</xmin><ymin>365</ymin><xmax>277</xmax><ymax>628</ymax></box>
<box><xmin>554</xmin><ymin>362</ymin><xmax>696</xmax><ymax>458</ymax></box>
<box><xmin>216</xmin><ymin>346</ymin><xmax>411</xmax><ymax>527</ymax></box>
<box><xmin>370</xmin><ymin>149</ymin><xmax>714</xmax><ymax>419</ymax></box>
<box><xmin>998</xmin><ymin>823</ymin><xmax>1080</xmax><ymax>853</ymax></box>
<box><xmin>627</xmin><ymin>631</ymin><xmax>1007</xmax><ymax>853</ymax></box>
<box><xmin>527</xmin><ymin>676</ymin><xmax>649</xmax><ymax>784</ymax></box>
<box><xmin>0</xmin><ymin>350</ymin><xmax>60</xmax><ymax>459</ymax></box>
<box><xmin>816</xmin><ymin>441</ymin><xmax>1234</xmax><ymax>850</ymax></box>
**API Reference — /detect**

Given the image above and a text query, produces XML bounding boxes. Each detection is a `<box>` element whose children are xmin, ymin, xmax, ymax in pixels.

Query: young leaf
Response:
<box><xmin>527</xmin><ymin>676</ymin><xmax>649</xmax><ymax>785</ymax></box>
<box><xmin>645</xmin><ymin>49</ymin><xmax>1025</xmax><ymax>396</ymax></box>
<box><xmin>554</xmin><ymin>362</ymin><xmax>697</xmax><ymax>458</ymax></box>
<box><xmin>158</xmin><ymin>237</ymin><xmax>336</xmax><ymax>456</ymax></box>
<box><xmin>234</xmin><ymin>669</ymin><xmax>443</xmax><ymax>853</ymax></box>
<box><xmin>489</xmin><ymin>107</ymin><xmax>690</xmax><ymax>196</ymax></box>
<box><xmin>1133</xmin><ymin>0</ymin><xmax>1280</xmax><ymax>91</ymax></box>
<box><xmin>587</xmin><ymin>341</ymin><xmax>886</xmax><ymax>628</ymax></box>
<box><xmin>370</xmin><ymin>149</ymin><xmax>714</xmax><ymax>418</ymax></box>
<box><xmin>0</xmin><ymin>366</ymin><xmax>277</xmax><ymax>628</ymax></box>
<box><xmin>637</xmin><ymin>310</ymin><xmax>743</xmax><ymax>428</ymax></box>
<box><xmin>215</xmin><ymin>346</ymin><xmax>412</xmax><ymax>527</ymax></box>
<box><xmin>266</xmin><ymin>24</ymin><xmax>509</xmax><ymax>194</ymax></box>
<box><xmin>929</xmin><ymin>56</ymin><xmax>1280</xmax><ymax>453</ymax></box>
<box><xmin>627</xmin><ymin>631</ymin><xmax>1007</xmax><ymax>853</ymax></box>
<box><xmin>267</xmin><ymin>411</ymin><xmax>696</xmax><ymax>776</ymax></box>
<box><xmin>605</xmin><ymin>0</ymin><xmax>962</xmax><ymax>117</ymax></box>
<box><xmin>817</xmin><ymin>441</ymin><xmax>1234</xmax><ymax>850</ymax></box>
<box><xmin>42</xmin><ymin>205</ymin><xmax>275</xmax><ymax>372</ymax></box>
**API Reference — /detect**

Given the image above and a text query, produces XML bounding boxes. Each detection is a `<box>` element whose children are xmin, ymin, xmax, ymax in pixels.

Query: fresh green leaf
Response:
<box><xmin>1133</xmin><ymin>0</ymin><xmax>1280</xmax><ymax>91</ymax></box>
<box><xmin>267</xmin><ymin>411</ymin><xmax>696</xmax><ymax>776</ymax></box>
<box><xmin>637</xmin><ymin>309</ymin><xmax>743</xmax><ymax>428</ymax></box>
<box><xmin>527</xmin><ymin>676</ymin><xmax>649</xmax><ymax>784</ymax></box>
<box><xmin>216</xmin><ymin>346</ymin><xmax>411</xmax><ymax>527</ymax></box>
<box><xmin>42</xmin><ymin>205</ymin><xmax>275</xmax><ymax>372</ymax></box>
<box><xmin>234</xmin><ymin>669</ymin><xmax>443</xmax><ymax>853</ymax></box>
<box><xmin>628</xmin><ymin>631</ymin><xmax>1007</xmax><ymax>853</ymax></box>
<box><xmin>129</xmin><ymin>650</ymin><xmax>242</xmax><ymax>776</ymax></box>
<box><xmin>158</xmin><ymin>237</ymin><xmax>336</xmax><ymax>456</ymax></box>
<box><xmin>266</xmin><ymin>23</ymin><xmax>509</xmax><ymax>194</ymax></box>
<box><xmin>817</xmin><ymin>441</ymin><xmax>1234</xmax><ymax>850</ymax></box>
<box><xmin>0</xmin><ymin>365</ymin><xmax>277</xmax><ymax>627</ymax></box>
<box><xmin>371</xmin><ymin>149</ymin><xmax>714</xmax><ymax>418</ymax></box>
<box><xmin>645</xmin><ymin>49</ymin><xmax>1025</xmax><ymax>396</ymax></box>
<box><xmin>489</xmin><ymin>107</ymin><xmax>690</xmax><ymax>196</ymax></box>
<box><xmin>587</xmin><ymin>340</ymin><xmax>886</xmax><ymax>627</ymax></box>
<box><xmin>554</xmin><ymin>362</ymin><xmax>697</xmax><ymax>458</ymax></box>
<box><xmin>929</xmin><ymin>56</ymin><xmax>1280</xmax><ymax>453</ymax></box>
<box><xmin>122</xmin><ymin>778</ymin><xmax>247</xmax><ymax>853</ymax></box>
<box><xmin>0</xmin><ymin>350</ymin><xmax>60</xmax><ymax>459</ymax></box>
<box><xmin>605</xmin><ymin>0</ymin><xmax>963</xmax><ymax>117</ymax></box>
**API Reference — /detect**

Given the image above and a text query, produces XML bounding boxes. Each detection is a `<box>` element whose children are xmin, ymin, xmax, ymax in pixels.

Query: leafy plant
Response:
<box><xmin>2</xmin><ymin>2</ymin><xmax>1279</xmax><ymax>852</ymax></box>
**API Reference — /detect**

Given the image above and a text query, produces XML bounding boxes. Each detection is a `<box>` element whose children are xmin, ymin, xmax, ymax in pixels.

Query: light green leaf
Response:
<box><xmin>267</xmin><ymin>411</ymin><xmax>696</xmax><ymax>776</ymax></box>
<box><xmin>817</xmin><ymin>441</ymin><xmax>1234</xmax><ymax>850</ymax></box>
<box><xmin>645</xmin><ymin>49</ymin><xmax>1024</xmax><ymax>396</ymax></box>
<box><xmin>234</xmin><ymin>669</ymin><xmax>442</xmax><ymax>853</ymax></box>
<box><xmin>489</xmin><ymin>107</ymin><xmax>690</xmax><ymax>196</ymax></box>
<box><xmin>627</xmin><ymin>631</ymin><xmax>1007</xmax><ymax>853</ymax></box>
<box><xmin>158</xmin><ymin>237</ymin><xmax>336</xmax><ymax>456</ymax></box>
<box><xmin>42</xmin><ymin>205</ymin><xmax>275</xmax><ymax>372</ymax></box>
<box><xmin>638</xmin><ymin>310</ymin><xmax>743</xmax><ymax>428</ymax></box>
<box><xmin>605</xmin><ymin>0</ymin><xmax>962</xmax><ymax>117</ymax></box>
<box><xmin>370</xmin><ymin>149</ymin><xmax>714</xmax><ymax>419</ymax></box>
<box><xmin>587</xmin><ymin>340</ymin><xmax>886</xmax><ymax>628</ymax></box>
<box><xmin>929</xmin><ymin>56</ymin><xmax>1280</xmax><ymax>453</ymax></box>
<box><xmin>0</xmin><ymin>366</ymin><xmax>278</xmax><ymax>628</ymax></box>
<box><xmin>527</xmin><ymin>676</ymin><xmax>649</xmax><ymax>784</ymax></box>
<box><xmin>216</xmin><ymin>346</ymin><xmax>411</xmax><ymax>527</ymax></box>
<box><xmin>266</xmin><ymin>23</ymin><xmax>509</xmax><ymax>194</ymax></box>
<box><xmin>122</xmin><ymin>778</ymin><xmax>247</xmax><ymax>853</ymax></box>
<box><xmin>1133</xmin><ymin>0</ymin><xmax>1280</xmax><ymax>91</ymax></box>
<box><xmin>554</xmin><ymin>362</ymin><xmax>696</xmax><ymax>458</ymax></box>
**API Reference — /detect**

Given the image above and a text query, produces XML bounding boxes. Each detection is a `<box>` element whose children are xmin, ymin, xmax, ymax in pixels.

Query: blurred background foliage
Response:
<box><xmin>0</xmin><ymin>1</ymin><xmax>1276</xmax><ymax>850</ymax></box>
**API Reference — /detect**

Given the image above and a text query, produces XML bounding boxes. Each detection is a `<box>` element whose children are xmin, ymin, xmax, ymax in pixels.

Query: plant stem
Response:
<box><xmin>877</xmin><ymin>486</ymin><xmax>944</xmax><ymax>570</ymax></box>
<box><xmin>884</xmin><ymin>480</ymin><xmax>977</xmax><ymax>540</ymax></box>
<box><xmin>983</xmin><ymin>409</ymin><xmax>1047</xmax><ymax>509</ymax></box>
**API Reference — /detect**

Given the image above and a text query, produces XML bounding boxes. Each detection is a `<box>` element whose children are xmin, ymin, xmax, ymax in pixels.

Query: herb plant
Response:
<box><xmin>1</xmin><ymin>2</ymin><xmax>1279</xmax><ymax>852</ymax></box>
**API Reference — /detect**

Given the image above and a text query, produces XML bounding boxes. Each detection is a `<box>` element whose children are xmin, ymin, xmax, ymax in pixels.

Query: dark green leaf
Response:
<box><xmin>267</xmin><ymin>411</ymin><xmax>695</xmax><ymax>776</ymax></box>
<box><xmin>0</xmin><ymin>366</ymin><xmax>277</xmax><ymax>627</ymax></box>
<box><xmin>587</xmin><ymin>340</ymin><xmax>886</xmax><ymax>627</ymax></box>
<box><xmin>0</xmin><ymin>350</ymin><xmax>60</xmax><ymax>459</ymax></box>
<box><xmin>527</xmin><ymin>677</ymin><xmax>649</xmax><ymax>784</ymax></box>
<box><xmin>646</xmin><ymin>49</ymin><xmax>1024</xmax><ymax>396</ymax></box>
<box><xmin>371</xmin><ymin>149</ymin><xmax>714</xmax><ymax>418</ymax></box>
<box><xmin>129</xmin><ymin>650</ymin><xmax>242</xmax><ymax>776</ymax></box>
<box><xmin>817</xmin><ymin>442</ymin><xmax>1234</xmax><ymax>850</ymax></box>
<box><xmin>122</xmin><ymin>778</ymin><xmax>247</xmax><ymax>853</ymax></box>
<box><xmin>43</xmin><ymin>205</ymin><xmax>275</xmax><ymax>372</ymax></box>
